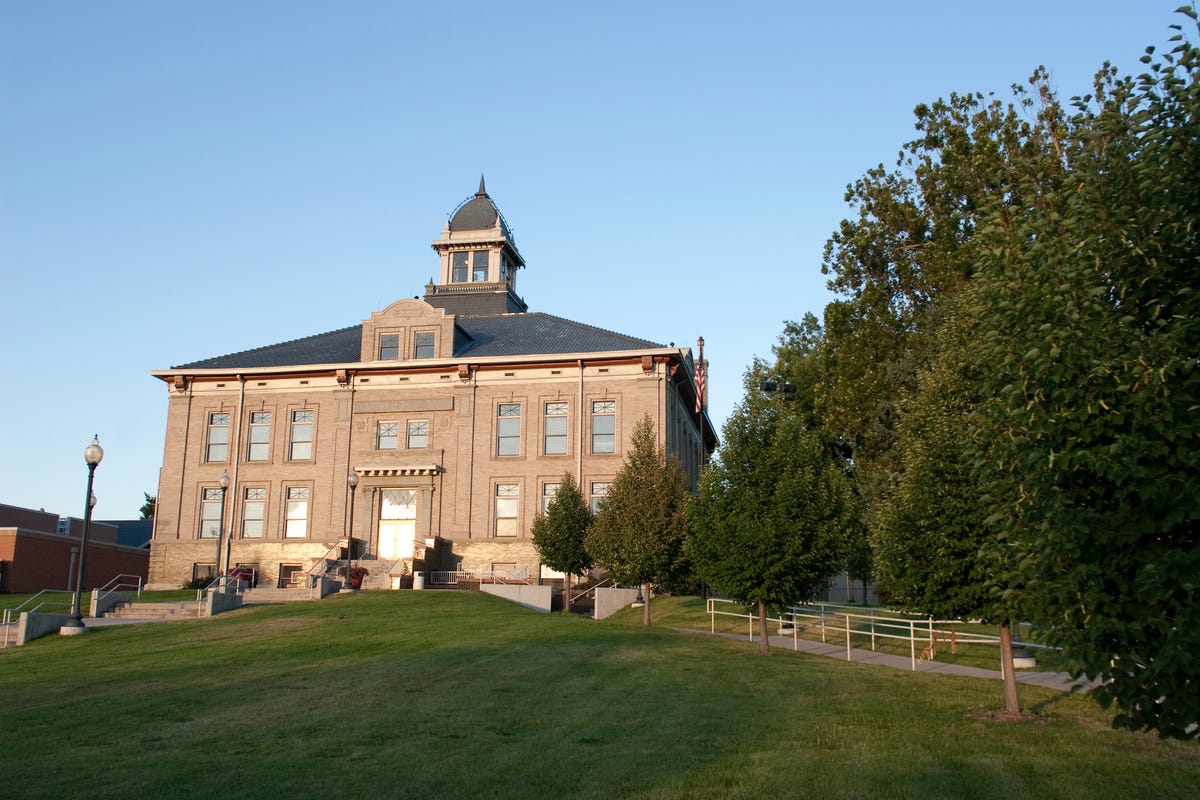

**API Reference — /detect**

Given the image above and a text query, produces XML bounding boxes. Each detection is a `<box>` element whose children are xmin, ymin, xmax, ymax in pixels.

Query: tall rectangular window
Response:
<box><xmin>592</xmin><ymin>400</ymin><xmax>616</xmax><ymax>454</ymax></box>
<box><xmin>497</xmin><ymin>403</ymin><xmax>521</xmax><ymax>456</ymax></box>
<box><xmin>472</xmin><ymin>250</ymin><xmax>489</xmax><ymax>281</ymax></box>
<box><xmin>451</xmin><ymin>251</ymin><xmax>469</xmax><ymax>282</ymax></box>
<box><xmin>495</xmin><ymin>484</ymin><xmax>519</xmax><ymax>538</ymax></box>
<box><xmin>378</xmin><ymin>334</ymin><xmax>400</xmax><ymax>360</ymax></box>
<box><xmin>285</xmin><ymin>487</ymin><xmax>310</xmax><ymax>538</ymax></box>
<box><xmin>199</xmin><ymin>487</ymin><xmax>224</xmax><ymax>538</ymax></box>
<box><xmin>247</xmin><ymin>411</ymin><xmax>272</xmax><ymax>461</ymax></box>
<box><xmin>290</xmin><ymin>410</ymin><xmax>314</xmax><ymax>460</ymax></box>
<box><xmin>541</xmin><ymin>482</ymin><xmax>560</xmax><ymax>514</ymax></box>
<box><xmin>590</xmin><ymin>481</ymin><xmax>611</xmax><ymax>514</ymax></box>
<box><xmin>242</xmin><ymin>488</ymin><xmax>266</xmax><ymax>538</ymax></box>
<box><xmin>543</xmin><ymin>402</ymin><xmax>568</xmax><ymax>455</ymax></box>
<box><xmin>413</xmin><ymin>332</ymin><xmax>435</xmax><ymax>359</ymax></box>
<box><xmin>206</xmin><ymin>412</ymin><xmax>230</xmax><ymax>462</ymax></box>
<box><xmin>377</xmin><ymin>421</ymin><xmax>398</xmax><ymax>450</ymax></box>
<box><xmin>407</xmin><ymin>420</ymin><xmax>428</xmax><ymax>449</ymax></box>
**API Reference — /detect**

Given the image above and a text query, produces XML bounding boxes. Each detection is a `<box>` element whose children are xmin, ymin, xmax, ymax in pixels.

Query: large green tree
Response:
<box><xmin>531</xmin><ymin>472</ymin><xmax>593</xmax><ymax>614</ymax></box>
<box><xmin>690</xmin><ymin>370</ymin><xmax>855</xmax><ymax>654</ymax></box>
<box><xmin>586</xmin><ymin>415</ymin><xmax>691</xmax><ymax>627</ymax></box>
<box><xmin>966</xmin><ymin>17</ymin><xmax>1200</xmax><ymax>738</ymax></box>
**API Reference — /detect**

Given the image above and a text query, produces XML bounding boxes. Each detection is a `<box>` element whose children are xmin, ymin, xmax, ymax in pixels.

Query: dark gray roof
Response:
<box><xmin>171</xmin><ymin>313</ymin><xmax>663</xmax><ymax>370</ymax></box>
<box><xmin>448</xmin><ymin>176</ymin><xmax>511</xmax><ymax>235</ymax></box>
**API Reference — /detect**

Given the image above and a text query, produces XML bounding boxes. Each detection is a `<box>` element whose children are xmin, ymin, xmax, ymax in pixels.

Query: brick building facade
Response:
<box><xmin>147</xmin><ymin>181</ymin><xmax>716</xmax><ymax>589</ymax></box>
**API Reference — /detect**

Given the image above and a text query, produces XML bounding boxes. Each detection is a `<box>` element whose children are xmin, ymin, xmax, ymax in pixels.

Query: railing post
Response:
<box><xmin>910</xmin><ymin>620</ymin><xmax>916</xmax><ymax>670</ymax></box>
<box><xmin>845</xmin><ymin>614</ymin><xmax>851</xmax><ymax>661</ymax></box>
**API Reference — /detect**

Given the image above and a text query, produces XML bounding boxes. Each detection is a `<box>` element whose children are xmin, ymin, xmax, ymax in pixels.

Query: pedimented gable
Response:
<box><xmin>360</xmin><ymin>299</ymin><xmax>457</xmax><ymax>362</ymax></box>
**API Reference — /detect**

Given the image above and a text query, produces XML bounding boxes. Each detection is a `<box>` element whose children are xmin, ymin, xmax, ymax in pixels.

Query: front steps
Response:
<box><xmin>105</xmin><ymin>600</ymin><xmax>203</xmax><ymax>621</ymax></box>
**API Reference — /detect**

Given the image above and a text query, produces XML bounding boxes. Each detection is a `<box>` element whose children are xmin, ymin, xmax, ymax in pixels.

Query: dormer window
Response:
<box><xmin>413</xmin><ymin>332</ymin><xmax>435</xmax><ymax>359</ymax></box>
<box><xmin>378</xmin><ymin>334</ymin><xmax>400</xmax><ymax>360</ymax></box>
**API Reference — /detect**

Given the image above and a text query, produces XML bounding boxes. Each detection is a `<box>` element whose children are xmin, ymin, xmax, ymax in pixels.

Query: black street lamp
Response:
<box><xmin>215</xmin><ymin>471</ymin><xmax>229</xmax><ymax>578</ymax></box>
<box><xmin>343</xmin><ymin>472</ymin><xmax>359</xmax><ymax>591</ymax></box>
<box><xmin>62</xmin><ymin>436</ymin><xmax>103</xmax><ymax>635</ymax></box>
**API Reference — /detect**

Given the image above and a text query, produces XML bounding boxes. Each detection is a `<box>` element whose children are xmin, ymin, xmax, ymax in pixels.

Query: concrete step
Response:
<box><xmin>241</xmin><ymin>587</ymin><xmax>321</xmax><ymax>604</ymax></box>
<box><xmin>107</xmin><ymin>601</ymin><xmax>200</xmax><ymax>620</ymax></box>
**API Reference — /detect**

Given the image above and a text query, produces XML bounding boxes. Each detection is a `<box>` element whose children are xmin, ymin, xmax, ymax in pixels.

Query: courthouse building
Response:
<box><xmin>147</xmin><ymin>180</ymin><xmax>716</xmax><ymax>588</ymax></box>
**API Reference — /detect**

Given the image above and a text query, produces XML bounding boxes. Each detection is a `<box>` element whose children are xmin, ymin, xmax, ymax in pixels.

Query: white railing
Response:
<box><xmin>707</xmin><ymin>598</ymin><xmax>1045</xmax><ymax>671</ymax></box>
<box><xmin>2</xmin><ymin>589</ymin><xmax>73</xmax><ymax>626</ymax></box>
<box><xmin>429</xmin><ymin>567</ymin><xmax>534</xmax><ymax>586</ymax></box>
<box><xmin>96</xmin><ymin>573</ymin><xmax>143</xmax><ymax>604</ymax></box>
<box><xmin>196</xmin><ymin>574</ymin><xmax>250</xmax><ymax>613</ymax></box>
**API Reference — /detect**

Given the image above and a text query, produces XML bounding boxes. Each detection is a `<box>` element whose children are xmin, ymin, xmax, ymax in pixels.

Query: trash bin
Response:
<box><xmin>414</xmin><ymin>571</ymin><xmax>425</xmax><ymax>591</ymax></box>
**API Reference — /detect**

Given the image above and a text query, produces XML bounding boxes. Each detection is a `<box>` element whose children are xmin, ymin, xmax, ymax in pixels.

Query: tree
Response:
<box><xmin>966</xmin><ymin>18</ymin><xmax>1200</xmax><ymax>738</ymax></box>
<box><xmin>690</xmin><ymin>371</ymin><xmax>855</xmax><ymax>654</ymax></box>
<box><xmin>873</xmin><ymin>305</ymin><xmax>1023</xmax><ymax>711</ymax></box>
<box><xmin>531</xmin><ymin>473</ymin><xmax>593</xmax><ymax>614</ymax></box>
<box><xmin>586</xmin><ymin>415</ymin><xmax>691</xmax><ymax>627</ymax></box>
<box><xmin>139</xmin><ymin>493</ymin><xmax>156</xmax><ymax>519</ymax></box>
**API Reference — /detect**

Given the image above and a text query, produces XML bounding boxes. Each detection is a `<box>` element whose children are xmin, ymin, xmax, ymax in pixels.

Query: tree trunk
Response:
<box><xmin>999</xmin><ymin>620</ymin><xmax>1020</xmax><ymax>713</ymax></box>
<box><xmin>757</xmin><ymin>599</ymin><xmax>771</xmax><ymax>654</ymax></box>
<box><xmin>642</xmin><ymin>582</ymin><xmax>652</xmax><ymax>627</ymax></box>
<box><xmin>563</xmin><ymin>573</ymin><xmax>571</xmax><ymax>615</ymax></box>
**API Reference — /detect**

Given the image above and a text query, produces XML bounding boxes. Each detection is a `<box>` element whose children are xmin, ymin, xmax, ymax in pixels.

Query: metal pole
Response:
<box><xmin>68</xmin><ymin>463</ymin><xmax>98</xmax><ymax>624</ymax></box>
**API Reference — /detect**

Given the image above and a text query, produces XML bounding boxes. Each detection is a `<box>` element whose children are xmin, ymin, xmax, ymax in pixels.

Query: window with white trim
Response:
<box><xmin>407</xmin><ymin>420</ymin><xmax>428</xmax><ymax>449</ymax></box>
<box><xmin>543</xmin><ymin>401</ymin><xmax>568</xmax><ymax>455</ymax></box>
<box><xmin>199</xmin><ymin>487</ymin><xmax>223</xmax><ymax>538</ymax></box>
<box><xmin>541</xmin><ymin>482</ymin><xmax>560</xmax><ymax>513</ymax></box>
<box><xmin>495</xmin><ymin>484</ymin><xmax>519</xmax><ymax>538</ymax></box>
<box><xmin>589</xmin><ymin>481</ymin><xmax>611</xmax><ymax>514</ymax></box>
<box><xmin>377</xmin><ymin>421</ymin><xmax>398</xmax><ymax>450</ymax></box>
<box><xmin>289</xmin><ymin>410</ymin><xmax>314</xmax><ymax>460</ymax></box>
<box><xmin>497</xmin><ymin>403</ymin><xmax>521</xmax><ymax>456</ymax></box>
<box><xmin>242</xmin><ymin>488</ymin><xmax>266</xmax><ymax>538</ymax></box>
<box><xmin>247</xmin><ymin>411</ymin><xmax>271</xmax><ymax>461</ymax></box>
<box><xmin>284</xmin><ymin>487</ymin><xmax>310</xmax><ymax>538</ymax></box>
<box><xmin>206</xmin><ymin>412</ymin><xmax>230</xmax><ymax>462</ymax></box>
<box><xmin>591</xmin><ymin>400</ymin><xmax>616</xmax><ymax>454</ymax></box>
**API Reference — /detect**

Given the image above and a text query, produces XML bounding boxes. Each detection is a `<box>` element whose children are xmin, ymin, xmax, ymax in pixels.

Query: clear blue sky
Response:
<box><xmin>0</xmin><ymin>1</ymin><xmax>1184</xmax><ymax>519</ymax></box>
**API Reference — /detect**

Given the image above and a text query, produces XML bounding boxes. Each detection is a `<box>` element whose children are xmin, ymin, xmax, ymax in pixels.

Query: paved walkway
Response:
<box><xmin>697</xmin><ymin>629</ymin><xmax>1094</xmax><ymax>693</ymax></box>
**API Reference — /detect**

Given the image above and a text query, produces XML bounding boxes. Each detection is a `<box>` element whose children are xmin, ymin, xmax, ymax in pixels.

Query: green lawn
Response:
<box><xmin>1</xmin><ymin>592</ymin><xmax>1195</xmax><ymax>799</ymax></box>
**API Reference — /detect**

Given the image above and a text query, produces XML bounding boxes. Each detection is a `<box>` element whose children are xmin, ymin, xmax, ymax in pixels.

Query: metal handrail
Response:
<box><xmin>96</xmin><ymin>573</ymin><xmax>144</xmax><ymax>603</ymax></box>
<box><xmin>568</xmin><ymin>578</ymin><xmax>615</xmax><ymax>607</ymax></box>
<box><xmin>2</xmin><ymin>589</ymin><xmax>73</xmax><ymax>625</ymax></box>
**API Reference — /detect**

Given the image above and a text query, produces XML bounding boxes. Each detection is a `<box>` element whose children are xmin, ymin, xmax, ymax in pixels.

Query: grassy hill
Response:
<box><xmin>1</xmin><ymin>591</ymin><xmax>1195</xmax><ymax>799</ymax></box>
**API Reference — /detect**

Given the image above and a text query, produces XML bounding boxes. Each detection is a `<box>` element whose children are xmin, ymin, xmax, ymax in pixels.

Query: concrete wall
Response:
<box><xmin>480</xmin><ymin>583</ymin><xmax>553</xmax><ymax>613</ymax></box>
<box><xmin>17</xmin><ymin>612</ymin><xmax>72</xmax><ymax>645</ymax></box>
<box><xmin>204</xmin><ymin>589</ymin><xmax>244</xmax><ymax>616</ymax></box>
<box><xmin>594</xmin><ymin>587</ymin><xmax>642</xmax><ymax>620</ymax></box>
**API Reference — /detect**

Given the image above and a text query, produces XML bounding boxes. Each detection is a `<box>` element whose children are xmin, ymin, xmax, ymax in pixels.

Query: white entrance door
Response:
<box><xmin>378</xmin><ymin>489</ymin><xmax>417</xmax><ymax>560</ymax></box>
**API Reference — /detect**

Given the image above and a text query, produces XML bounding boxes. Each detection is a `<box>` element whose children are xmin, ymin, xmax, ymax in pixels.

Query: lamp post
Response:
<box><xmin>215</xmin><ymin>471</ymin><xmax>229</xmax><ymax>578</ymax></box>
<box><xmin>62</xmin><ymin>436</ymin><xmax>103</xmax><ymax>635</ymax></box>
<box><xmin>343</xmin><ymin>472</ymin><xmax>360</xmax><ymax>591</ymax></box>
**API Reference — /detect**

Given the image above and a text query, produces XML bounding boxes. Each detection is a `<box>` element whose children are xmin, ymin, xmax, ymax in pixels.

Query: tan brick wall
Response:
<box><xmin>150</xmin><ymin>350</ymin><xmax>707</xmax><ymax>587</ymax></box>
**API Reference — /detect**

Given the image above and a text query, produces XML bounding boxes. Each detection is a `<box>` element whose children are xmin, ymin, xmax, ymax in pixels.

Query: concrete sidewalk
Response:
<box><xmin>700</xmin><ymin>629</ymin><xmax>1094</xmax><ymax>693</ymax></box>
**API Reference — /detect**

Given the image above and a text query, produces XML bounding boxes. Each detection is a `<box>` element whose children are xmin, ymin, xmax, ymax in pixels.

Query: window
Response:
<box><xmin>495</xmin><ymin>484</ymin><xmax>519</xmax><ymax>538</ymax></box>
<box><xmin>590</xmin><ymin>481</ymin><xmax>611</xmax><ymax>514</ymax></box>
<box><xmin>543</xmin><ymin>402</ymin><xmax>568</xmax><ymax>455</ymax></box>
<box><xmin>193</xmin><ymin>563</ymin><xmax>217</xmax><ymax>582</ymax></box>
<box><xmin>206</xmin><ymin>412</ymin><xmax>230</xmax><ymax>462</ymax></box>
<box><xmin>247</xmin><ymin>411</ymin><xmax>272</xmax><ymax>461</ymax></box>
<box><xmin>451</xmin><ymin>251</ymin><xmax>469</xmax><ymax>282</ymax></box>
<box><xmin>472</xmin><ymin>250</ymin><xmax>489</xmax><ymax>281</ymax></box>
<box><xmin>290</xmin><ymin>410</ymin><xmax>314</xmax><ymax>460</ymax></box>
<box><xmin>242</xmin><ymin>488</ymin><xmax>266</xmax><ymax>538</ymax></box>
<box><xmin>413</xmin><ymin>332</ymin><xmax>435</xmax><ymax>359</ymax></box>
<box><xmin>285</xmin><ymin>487</ymin><xmax>310</xmax><ymax>538</ymax></box>
<box><xmin>377</xmin><ymin>421</ymin><xmax>399</xmax><ymax>450</ymax></box>
<box><xmin>378</xmin><ymin>334</ymin><xmax>400</xmax><ymax>360</ymax></box>
<box><xmin>199</xmin><ymin>487</ymin><xmax>224</xmax><ymax>538</ymax></box>
<box><xmin>592</xmin><ymin>400</ymin><xmax>616</xmax><ymax>453</ymax></box>
<box><xmin>407</xmin><ymin>420</ymin><xmax>428</xmax><ymax>449</ymax></box>
<box><xmin>497</xmin><ymin>403</ymin><xmax>521</xmax><ymax>456</ymax></box>
<box><xmin>542</xmin><ymin>482</ymin><xmax>560</xmax><ymax>513</ymax></box>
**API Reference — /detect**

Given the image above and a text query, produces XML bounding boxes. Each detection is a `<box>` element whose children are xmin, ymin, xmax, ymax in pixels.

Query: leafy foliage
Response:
<box><xmin>691</xmin><ymin>369</ymin><xmax>856</xmax><ymax>652</ymax></box>
<box><xmin>965</xmin><ymin>16</ymin><xmax>1200</xmax><ymax>738</ymax></box>
<box><xmin>531</xmin><ymin>472</ymin><xmax>593</xmax><ymax>577</ymax></box>
<box><xmin>586</xmin><ymin>415</ymin><xmax>692</xmax><ymax>625</ymax></box>
<box><xmin>139</xmin><ymin>492</ymin><xmax>156</xmax><ymax>519</ymax></box>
